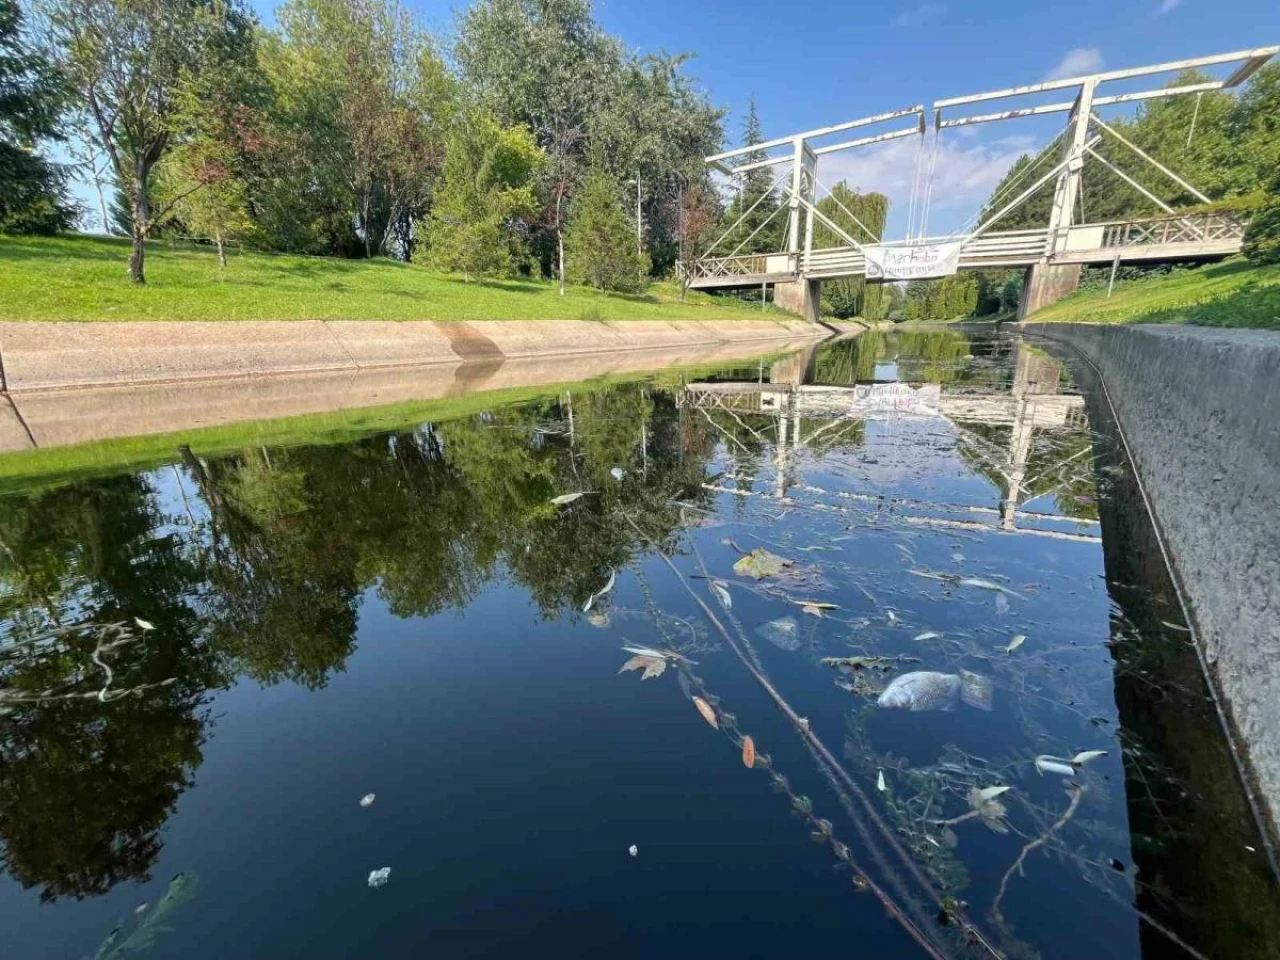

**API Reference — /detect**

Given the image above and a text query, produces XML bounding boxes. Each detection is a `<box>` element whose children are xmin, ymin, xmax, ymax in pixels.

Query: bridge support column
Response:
<box><xmin>773</xmin><ymin>278</ymin><xmax>822</xmax><ymax>324</ymax></box>
<box><xmin>1018</xmin><ymin>262</ymin><xmax>1080</xmax><ymax>319</ymax></box>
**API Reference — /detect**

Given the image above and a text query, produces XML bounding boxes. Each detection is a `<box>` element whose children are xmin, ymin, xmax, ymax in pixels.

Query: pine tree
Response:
<box><xmin>565</xmin><ymin>166</ymin><xmax>647</xmax><ymax>293</ymax></box>
<box><xmin>717</xmin><ymin>98</ymin><xmax>783</xmax><ymax>256</ymax></box>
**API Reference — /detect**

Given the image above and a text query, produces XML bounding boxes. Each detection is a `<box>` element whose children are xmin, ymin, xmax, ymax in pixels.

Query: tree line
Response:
<box><xmin>0</xmin><ymin>0</ymin><xmax>740</xmax><ymax>289</ymax></box>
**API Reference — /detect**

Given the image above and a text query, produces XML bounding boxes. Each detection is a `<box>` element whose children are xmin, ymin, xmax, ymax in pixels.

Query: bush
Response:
<box><xmin>1243</xmin><ymin>198</ymin><xmax>1280</xmax><ymax>265</ymax></box>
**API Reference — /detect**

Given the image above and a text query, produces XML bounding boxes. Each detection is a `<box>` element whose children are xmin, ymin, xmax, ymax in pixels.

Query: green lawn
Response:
<box><xmin>0</xmin><ymin>233</ymin><xmax>786</xmax><ymax>322</ymax></box>
<box><xmin>1028</xmin><ymin>258</ymin><xmax>1280</xmax><ymax>331</ymax></box>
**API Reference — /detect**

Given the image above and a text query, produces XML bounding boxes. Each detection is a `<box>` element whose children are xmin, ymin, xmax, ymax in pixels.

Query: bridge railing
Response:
<box><xmin>676</xmin><ymin>252</ymin><xmax>790</xmax><ymax>282</ymax></box>
<box><xmin>1101</xmin><ymin>211</ymin><xmax>1249</xmax><ymax>248</ymax></box>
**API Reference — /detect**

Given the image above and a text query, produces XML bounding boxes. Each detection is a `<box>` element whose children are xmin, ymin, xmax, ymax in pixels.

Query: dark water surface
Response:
<box><xmin>1</xmin><ymin>330</ymin><xmax>1276</xmax><ymax>959</ymax></box>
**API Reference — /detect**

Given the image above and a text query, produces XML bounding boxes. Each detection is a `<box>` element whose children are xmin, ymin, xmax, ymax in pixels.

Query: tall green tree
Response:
<box><xmin>425</xmin><ymin>107</ymin><xmax>543</xmax><ymax>280</ymax></box>
<box><xmin>0</xmin><ymin>0</ymin><xmax>75</xmax><ymax>234</ymax></box>
<box><xmin>565</xmin><ymin>164</ymin><xmax>647</xmax><ymax>292</ymax></box>
<box><xmin>717</xmin><ymin>98</ymin><xmax>783</xmax><ymax>256</ymax></box>
<box><xmin>814</xmin><ymin>182</ymin><xmax>888</xmax><ymax>318</ymax></box>
<box><xmin>263</xmin><ymin>0</ymin><xmax>451</xmax><ymax>260</ymax></box>
<box><xmin>39</xmin><ymin>0</ymin><xmax>258</xmax><ymax>282</ymax></box>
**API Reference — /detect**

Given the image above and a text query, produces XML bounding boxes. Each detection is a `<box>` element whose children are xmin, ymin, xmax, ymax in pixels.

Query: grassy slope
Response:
<box><xmin>1028</xmin><ymin>259</ymin><xmax>1280</xmax><ymax>331</ymax></box>
<box><xmin>0</xmin><ymin>234</ymin><xmax>786</xmax><ymax>322</ymax></box>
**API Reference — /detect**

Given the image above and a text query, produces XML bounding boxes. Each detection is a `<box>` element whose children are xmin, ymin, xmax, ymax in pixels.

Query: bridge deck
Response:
<box><xmin>681</xmin><ymin>212</ymin><xmax>1246</xmax><ymax>290</ymax></box>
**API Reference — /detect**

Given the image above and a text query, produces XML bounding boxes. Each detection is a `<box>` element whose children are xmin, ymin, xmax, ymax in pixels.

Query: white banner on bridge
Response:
<box><xmin>863</xmin><ymin>241</ymin><xmax>964</xmax><ymax>281</ymax></box>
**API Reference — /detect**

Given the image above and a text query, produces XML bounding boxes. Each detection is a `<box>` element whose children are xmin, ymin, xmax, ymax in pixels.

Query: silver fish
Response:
<box><xmin>877</xmin><ymin>671</ymin><xmax>961</xmax><ymax>712</ymax></box>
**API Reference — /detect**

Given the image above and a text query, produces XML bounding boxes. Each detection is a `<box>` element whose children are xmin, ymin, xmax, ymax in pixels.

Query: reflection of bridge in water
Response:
<box><xmin>682</xmin><ymin>341</ymin><xmax>1097</xmax><ymax>543</ymax></box>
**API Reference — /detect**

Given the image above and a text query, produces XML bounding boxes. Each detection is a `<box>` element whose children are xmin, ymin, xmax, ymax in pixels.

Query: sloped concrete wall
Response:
<box><xmin>0</xmin><ymin>318</ymin><xmax>823</xmax><ymax>393</ymax></box>
<box><xmin>1024</xmin><ymin>321</ymin><xmax>1280</xmax><ymax>836</ymax></box>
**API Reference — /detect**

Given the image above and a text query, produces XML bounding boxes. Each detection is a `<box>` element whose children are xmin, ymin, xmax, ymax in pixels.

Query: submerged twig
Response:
<box><xmin>622</xmin><ymin>512</ymin><xmax>1003</xmax><ymax>959</ymax></box>
<box><xmin>991</xmin><ymin>784</ymin><xmax>1084</xmax><ymax>924</ymax></box>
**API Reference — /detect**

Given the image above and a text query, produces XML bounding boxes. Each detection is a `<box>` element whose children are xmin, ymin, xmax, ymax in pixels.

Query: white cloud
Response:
<box><xmin>815</xmin><ymin>134</ymin><xmax>1035</xmax><ymax>236</ymax></box>
<box><xmin>893</xmin><ymin>3</ymin><xmax>946</xmax><ymax>27</ymax></box>
<box><xmin>1044</xmin><ymin>47</ymin><xmax>1104</xmax><ymax>81</ymax></box>
<box><xmin>1158</xmin><ymin>0</ymin><xmax>1180</xmax><ymax>12</ymax></box>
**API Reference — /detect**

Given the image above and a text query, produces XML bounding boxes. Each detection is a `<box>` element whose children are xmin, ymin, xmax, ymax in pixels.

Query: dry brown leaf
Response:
<box><xmin>742</xmin><ymin>735</ymin><xmax>756</xmax><ymax>768</ymax></box>
<box><xmin>693</xmin><ymin>696</ymin><xmax>718</xmax><ymax>729</ymax></box>
<box><xmin>641</xmin><ymin>657</ymin><xmax>667</xmax><ymax>680</ymax></box>
<box><xmin>618</xmin><ymin>656</ymin><xmax>649</xmax><ymax>674</ymax></box>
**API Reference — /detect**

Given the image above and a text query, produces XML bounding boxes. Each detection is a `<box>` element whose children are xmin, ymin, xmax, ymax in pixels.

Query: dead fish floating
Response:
<box><xmin>877</xmin><ymin>671</ymin><xmax>962</xmax><ymax>712</ymax></box>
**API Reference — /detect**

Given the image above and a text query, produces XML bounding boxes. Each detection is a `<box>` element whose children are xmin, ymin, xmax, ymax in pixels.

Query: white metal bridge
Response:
<box><xmin>677</xmin><ymin>46</ymin><xmax>1277</xmax><ymax>319</ymax></box>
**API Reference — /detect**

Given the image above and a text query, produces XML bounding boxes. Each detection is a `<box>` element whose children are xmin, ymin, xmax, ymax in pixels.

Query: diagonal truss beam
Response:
<box><xmin>1088</xmin><ymin>113</ymin><xmax>1210</xmax><ymax>203</ymax></box>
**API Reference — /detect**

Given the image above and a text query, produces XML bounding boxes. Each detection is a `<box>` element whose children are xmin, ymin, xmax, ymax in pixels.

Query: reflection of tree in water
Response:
<box><xmin>0</xmin><ymin>380</ymin><xmax>720</xmax><ymax>901</ymax></box>
<box><xmin>0</xmin><ymin>478</ymin><xmax>216</xmax><ymax>902</ymax></box>
<box><xmin>813</xmin><ymin>330</ymin><xmax>980</xmax><ymax>387</ymax></box>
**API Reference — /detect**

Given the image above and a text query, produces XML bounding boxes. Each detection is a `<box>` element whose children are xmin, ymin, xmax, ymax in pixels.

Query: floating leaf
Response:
<box><xmin>367</xmin><ymin>867</ymin><xmax>391</xmax><ymax>888</ymax></box>
<box><xmin>800</xmin><ymin>604</ymin><xmax>824</xmax><ymax>618</ymax></box>
<box><xmin>966</xmin><ymin>786</ymin><xmax>1008</xmax><ymax>824</ymax></box>
<box><xmin>734</xmin><ymin>548</ymin><xmax>792</xmax><ymax>579</ymax></box>
<box><xmin>693</xmin><ymin>696</ymin><xmax>718</xmax><ymax>729</ymax></box>
<box><xmin>549</xmin><ymin>492</ymin><xmax>590</xmax><ymax>505</ymax></box>
<box><xmin>583</xmin><ymin>568</ymin><xmax>616</xmax><ymax>612</ymax></box>
<box><xmin>134</xmin><ymin>618</ymin><xmax>156</xmax><ymax>632</ymax></box>
<box><xmin>619</xmin><ymin>655</ymin><xmax>666</xmax><ymax>680</ymax></box>
<box><xmin>359</xmin><ymin>793</ymin><xmax>376</xmax><ymax>808</ymax></box>
<box><xmin>742</xmin><ymin>735</ymin><xmax>756</xmax><ymax>768</ymax></box>
<box><xmin>1034</xmin><ymin>755</ymin><xmax>1078</xmax><ymax>777</ymax></box>
<box><xmin>913</xmin><ymin>631</ymin><xmax>941</xmax><ymax>642</ymax></box>
<box><xmin>959</xmin><ymin>577</ymin><xmax>1019</xmax><ymax>597</ymax></box>
<box><xmin>977</xmin><ymin>785</ymin><xmax>1011</xmax><ymax>801</ymax></box>
<box><xmin>1072</xmin><ymin>749</ymin><xmax>1108</xmax><ymax>765</ymax></box>
<box><xmin>793</xmin><ymin>600</ymin><xmax>837</xmax><ymax>610</ymax></box>
<box><xmin>1004</xmin><ymin>634</ymin><xmax>1026</xmax><ymax>654</ymax></box>
<box><xmin>877</xmin><ymin>769</ymin><xmax>886</xmax><ymax>792</ymax></box>
<box><xmin>995</xmin><ymin>592</ymin><xmax>1010</xmax><ymax>616</ymax></box>
<box><xmin>710</xmin><ymin>580</ymin><xmax>732</xmax><ymax>609</ymax></box>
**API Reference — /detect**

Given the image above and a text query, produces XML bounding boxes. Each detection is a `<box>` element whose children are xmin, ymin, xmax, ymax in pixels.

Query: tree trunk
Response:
<box><xmin>215</xmin><ymin>229</ymin><xmax>227</xmax><ymax>269</ymax></box>
<box><xmin>128</xmin><ymin>164</ymin><xmax>150</xmax><ymax>285</ymax></box>
<box><xmin>556</xmin><ymin>193</ymin><xmax>566</xmax><ymax>296</ymax></box>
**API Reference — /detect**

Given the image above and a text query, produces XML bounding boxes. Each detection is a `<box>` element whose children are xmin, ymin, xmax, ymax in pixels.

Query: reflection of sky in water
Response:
<box><xmin>0</xmin><ymin>332</ymin><xmax>1274</xmax><ymax>960</ymax></box>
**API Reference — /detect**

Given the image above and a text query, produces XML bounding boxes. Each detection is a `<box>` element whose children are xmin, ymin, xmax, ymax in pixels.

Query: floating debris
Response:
<box><xmin>628</xmin><ymin>844</ymin><xmax>638</xmax><ymax>857</ymax></box>
<box><xmin>611</xmin><ymin>467</ymin><xmax>626</xmax><ymax>481</ymax></box>
<box><xmin>1004</xmin><ymin>634</ymin><xmax>1026</xmax><ymax>654</ymax></box>
<box><xmin>710</xmin><ymin>580</ymin><xmax>732</xmax><ymax>609</ymax></box>
<box><xmin>756</xmin><ymin>617</ymin><xmax>801</xmax><ymax>652</ymax></box>
<box><xmin>367</xmin><ymin>867</ymin><xmax>391</xmax><ymax>888</ymax></box>
<box><xmin>912</xmin><ymin>631</ymin><xmax>941</xmax><ymax>642</ymax></box>
<box><xmin>742</xmin><ymin>735</ymin><xmax>756</xmax><ymax>768</ymax></box>
<box><xmin>359</xmin><ymin>793</ymin><xmax>376</xmax><ymax>808</ymax></box>
<box><xmin>877</xmin><ymin>672</ymin><xmax>961</xmax><ymax>712</ymax></box>
<box><xmin>693</xmin><ymin>696</ymin><xmax>718</xmax><ymax>729</ymax></box>
<box><xmin>619</xmin><ymin>652</ymin><xmax>667</xmax><ymax>680</ymax></box>
<box><xmin>877</xmin><ymin>769</ymin><xmax>886</xmax><ymax>792</ymax></box>
<box><xmin>821</xmin><ymin>655</ymin><xmax>894</xmax><ymax>670</ymax></box>
<box><xmin>583</xmin><ymin>568</ymin><xmax>616</xmax><ymax>612</ymax></box>
<box><xmin>959</xmin><ymin>670</ymin><xmax>994</xmax><ymax>711</ymax></box>
<box><xmin>134</xmin><ymin>618</ymin><xmax>156</xmax><ymax>632</ymax></box>
<box><xmin>1034</xmin><ymin>756</ymin><xmax>1077</xmax><ymax>777</ymax></box>
<box><xmin>995</xmin><ymin>593</ymin><xmax>1010</xmax><ymax>616</ymax></box>
<box><xmin>549</xmin><ymin>492</ymin><xmax>591</xmax><ymax>506</ymax></box>
<box><xmin>734</xmin><ymin>548</ymin><xmax>793</xmax><ymax>579</ymax></box>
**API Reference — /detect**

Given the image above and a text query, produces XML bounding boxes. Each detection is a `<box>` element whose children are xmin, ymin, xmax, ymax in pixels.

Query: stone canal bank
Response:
<box><xmin>1024</xmin><ymin>321</ymin><xmax>1280</xmax><ymax>846</ymax></box>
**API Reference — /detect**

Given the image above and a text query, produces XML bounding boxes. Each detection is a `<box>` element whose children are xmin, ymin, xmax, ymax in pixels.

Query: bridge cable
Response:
<box><xmin>905</xmin><ymin>128</ymin><xmax>927</xmax><ymax>240</ymax></box>
<box><xmin>949</xmin><ymin>127</ymin><xmax>1067</xmax><ymax>238</ymax></box>
<box><xmin>918</xmin><ymin>121</ymin><xmax>942</xmax><ymax>239</ymax></box>
<box><xmin>1186</xmin><ymin>91</ymin><xmax>1203</xmax><ymax>149</ymax></box>
<box><xmin>701</xmin><ymin>164</ymin><xmax>793</xmax><ymax>258</ymax></box>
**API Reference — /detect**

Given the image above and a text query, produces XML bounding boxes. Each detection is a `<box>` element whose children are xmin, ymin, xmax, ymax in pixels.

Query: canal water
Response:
<box><xmin>0</xmin><ymin>329</ymin><xmax>1275</xmax><ymax>959</ymax></box>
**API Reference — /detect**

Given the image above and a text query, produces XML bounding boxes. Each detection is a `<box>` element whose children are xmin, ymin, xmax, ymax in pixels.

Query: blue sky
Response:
<box><xmin>76</xmin><ymin>0</ymin><xmax>1280</xmax><ymax>237</ymax></box>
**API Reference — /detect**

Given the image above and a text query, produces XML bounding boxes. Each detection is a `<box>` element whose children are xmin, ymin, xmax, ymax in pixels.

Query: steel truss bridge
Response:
<box><xmin>677</xmin><ymin>46</ymin><xmax>1277</xmax><ymax>319</ymax></box>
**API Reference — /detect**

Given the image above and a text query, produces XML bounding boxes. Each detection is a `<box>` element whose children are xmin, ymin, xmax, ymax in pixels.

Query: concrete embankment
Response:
<box><xmin>1023</xmin><ymin>321</ymin><xmax>1280</xmax><ymax>838</ymax></box>
<box><xmin>0</xmin><ymin>318</ymin><xmax>822</xmax><ymax>452</ymax></box>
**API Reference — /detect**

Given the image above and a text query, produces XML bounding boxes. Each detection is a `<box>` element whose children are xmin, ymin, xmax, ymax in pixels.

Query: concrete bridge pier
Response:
<box><xmin>774</xmin><ymin>278</ymin><xmax>822</xmax><ymax>324</ymax></box>
<box><xmin>1019</xmin><ymin>262</ymin><xmax>1081</xmax><ymax>319</ymax></box>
